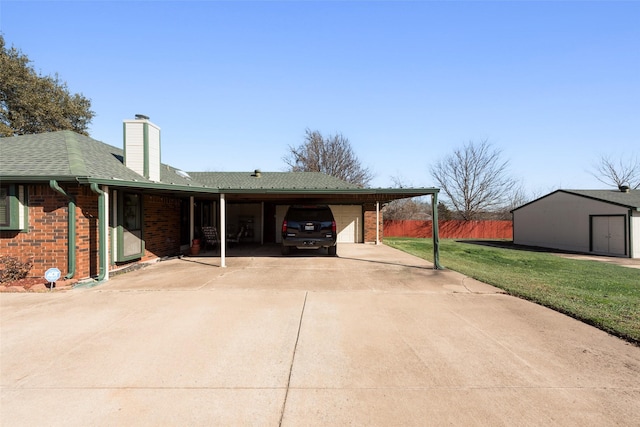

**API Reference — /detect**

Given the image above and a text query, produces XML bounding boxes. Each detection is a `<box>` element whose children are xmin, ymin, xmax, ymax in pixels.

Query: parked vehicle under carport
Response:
<box><xmin>281</xmin><ymin>205</ymin><xmax>338</xmax><ymax>256</ymax></box>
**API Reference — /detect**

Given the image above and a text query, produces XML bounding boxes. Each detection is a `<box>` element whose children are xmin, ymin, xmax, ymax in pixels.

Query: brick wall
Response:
<box><xmin>0</xmin><ymin>184</ymin><xmax>99</xmax><ymax>280</ymax></box>
<box><xmin>363</xmin><ymin>203</ymin><xmax>382</xmax><ymax>243</ymax></box>
<box><xmin>140</xmin><ymin>194</ymin><xmax>182</xmax><ymax>261</ymax></box>
<box><xmin>0</xmin><ymin>185</ymin><xmax>184</xmax><ymax>282</ymax></box>
<box><xmin>73</xmin><ymin>186</ymin><xmax>99</xmax><ymax>278</ymax></box>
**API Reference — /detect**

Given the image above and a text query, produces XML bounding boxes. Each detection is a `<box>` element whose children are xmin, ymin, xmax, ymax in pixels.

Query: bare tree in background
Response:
<box><xmin>382</xmin><ymin>176</ymin><xmax>431</xmax><ymax>220</ymax></box>
<box><xmin>284</xmin><ymin>129</ymin><xmax>373</xmax><ymax>187</ymax></box>
<box><xmin>430</xmin><ymin>140</ymin><xmax>518</xmax><ymax>220</ymax></box>
<box><xmin>590</xmin><ymin>154</ymin><xmax>640</xmax><ymax>189</ymax></box>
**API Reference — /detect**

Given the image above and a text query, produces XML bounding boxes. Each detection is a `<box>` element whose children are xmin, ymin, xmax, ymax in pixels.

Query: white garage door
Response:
<box><xmin>331</xmin><ymin>205</ymin><xmax>362</xmax><ymax>243</ymax></box>
<box><xmin>592</xmin><ymin>216</ymin><xmax>626</xmax><ymax>256</ymax></box>
<box><xmin>275</xmin><ymin>205</ymin><xmax>363</xmax><ymax>243</ymax></box>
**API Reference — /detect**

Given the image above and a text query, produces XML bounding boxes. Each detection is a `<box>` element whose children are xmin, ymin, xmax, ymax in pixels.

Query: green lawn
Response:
<box><xmin>384</xmin><ymin>237</ymin><xmax>640</xmax><ymax>345</ymax></box>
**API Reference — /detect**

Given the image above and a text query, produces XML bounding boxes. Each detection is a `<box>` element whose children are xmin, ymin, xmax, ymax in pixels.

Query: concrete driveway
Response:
<box><xmin>2</xmin><ymin>244</ymin><xmax>639</xmax><ymax>426</ymax></box>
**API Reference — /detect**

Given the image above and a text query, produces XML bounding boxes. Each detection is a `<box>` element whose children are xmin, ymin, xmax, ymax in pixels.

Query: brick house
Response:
<box><xmin>1</xmin><ymin>117</ymin><xmax>441</xmax><ymax>283</ymax></box>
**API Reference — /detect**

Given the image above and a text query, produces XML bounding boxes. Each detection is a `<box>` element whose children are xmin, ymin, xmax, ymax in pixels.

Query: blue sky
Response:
<box><xmin>2</xmin><ymin>1</ymin><xmax>638</xmax><ymax>196</ymax></box>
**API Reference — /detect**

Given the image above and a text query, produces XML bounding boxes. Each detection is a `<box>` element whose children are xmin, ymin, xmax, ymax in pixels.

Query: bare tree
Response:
<box><xmin>429</xmin><ymin>140</ymin><xmax>517</xmax><ymax>220</ymax></box>
<box><xmin>284</xmin><ymin>129</ymin><xmax>373</xmax><ymax>187</ymax></box>
<box><xmin>382</xmin><ymin>198</ymin><xmax>432</xmax><ymax>220</ymax></box>
<box><xmin>590</xmin><ymin>154</ymin><xmax>640</xmax><ymax>190</ymax></box>
<box><xmin>382</xmin><ymin>176</ymin><xmax>431</xmax><ymax>220</ymax></box>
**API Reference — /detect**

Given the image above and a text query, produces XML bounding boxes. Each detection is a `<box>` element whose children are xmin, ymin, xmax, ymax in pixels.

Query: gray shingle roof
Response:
<box><xmin>513</xmin><ymin>189</ymin><xmax>640</xmax><ymax>212</ymax></box>
<box><xmin>0</xmin><ymin>131</ymin><xmax>200</xmax><ymax>188</ymax></box>
<box><xmin>562</xmin><ymin>189</ymin><xmax>640</xmax><ymax>209</ymax></box>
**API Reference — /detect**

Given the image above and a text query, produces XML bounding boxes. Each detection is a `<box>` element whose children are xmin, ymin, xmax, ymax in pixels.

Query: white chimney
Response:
<box><xmin>123</xmin><ymin>115</ymin><xmax>161</xmax><ymax>182</ymax></box>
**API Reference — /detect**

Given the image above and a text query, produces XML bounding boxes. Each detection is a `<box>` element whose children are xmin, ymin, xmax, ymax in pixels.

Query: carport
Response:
<box><xmin>186</xmin><ymin>172</ymin><xmax>443</xmax><ymax>268</ymax></box>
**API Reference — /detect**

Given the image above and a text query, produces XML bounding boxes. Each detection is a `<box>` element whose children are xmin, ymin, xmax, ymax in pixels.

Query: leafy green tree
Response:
<box><xmin>284</xmin><ymin>128</ymin><xmax>373</xmax><ymax>187</ymax></box>
<box><xmin>0</xmin><ymin>35</ymin><xmax>94</xmax><ymax>137</ymax></box>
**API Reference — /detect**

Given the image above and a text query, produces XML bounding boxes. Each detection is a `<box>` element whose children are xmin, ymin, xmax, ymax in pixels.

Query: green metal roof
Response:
<box><xmin>188</xmin><ymin>171</ymin><xmax>360</xmax><ymax>190</ymax></box>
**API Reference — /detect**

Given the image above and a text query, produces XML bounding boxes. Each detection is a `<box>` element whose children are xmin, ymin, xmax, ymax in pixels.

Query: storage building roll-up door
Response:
<box><xmin>331</xmin><ymin>205</ymin><xmax>362</xmax><ymax>243</ymax></box>
<box><xmin>592</xmin><ymin>215</ymin><xmax>626</xmax><ymax>256</ymax></box>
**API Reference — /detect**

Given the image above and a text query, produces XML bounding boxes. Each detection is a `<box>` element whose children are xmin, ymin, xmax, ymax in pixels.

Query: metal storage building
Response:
<box><xmin>512</xmin><ymin>189</ymin><xmax>640</xmax><ymax>259</ymax></box>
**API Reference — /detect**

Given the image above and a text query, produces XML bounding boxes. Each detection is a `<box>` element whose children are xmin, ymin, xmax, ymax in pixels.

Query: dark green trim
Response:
<box><xmin>0</xmin><ymin>184</ymin><xmax>27</xmax><ymax>231</ymax></box>
<box><xmin>49</xmin><ymin>181</ymin><xmax>76</xmax><ymax>279</ymax></box>
<box><xmin>90</xmin><ymin>183</ymin><xmax>108</xmax><ymax>282</ymax></box>
<box><xmin>116</xmin><ymin>191</ymin><xmax>145</xmax><ymax>262</ymax></box>
<box><xmin>143</xmin><ymin>122</ymin><xmax>150</xmax><ymax>179</ymax></box>
<box><xmin>122</xmin><ymin>122</ymin><xmax>127</xmax><ymax>166</ymax></box>
<box><xmin>76</xmin><ymin>177</ymin><xmax>219</xmax><ymax>194</ymax></box>
<box><xmin>628</xmin><ymin>209</ymin><xmax>634</xmax><ymax>259</ymax></box>
<box><xmin>431</xmin><ymin>192</ymin><xmax>442</xmax><ymax>269</ymax></box>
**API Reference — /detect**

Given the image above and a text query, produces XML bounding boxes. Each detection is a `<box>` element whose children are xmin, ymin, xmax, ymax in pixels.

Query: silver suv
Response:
<box><xmin>281</xmin><ymin>205</ymin><xmax>337</xmax><ymax>256</ymax></box>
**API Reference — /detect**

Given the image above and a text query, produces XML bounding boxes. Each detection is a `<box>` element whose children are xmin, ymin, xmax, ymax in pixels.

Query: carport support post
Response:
<box><xmin>432</xmin><ymin>192</ymin><xmax>443</xmax><ymax>269</ymax></box>
<box><xmin>220</xmin><ymin>193</ymin><xmax>226</xmax><ymax>268</ymax></box>
<box><xmin>376</xmin><ymin>201</ymin><xmax>380</xmax><ymax>245</ymax></box>
<box><xmin>189</xmin><ymin>196</ymin><xmax>194</xmax><ymax>244</ymax></box>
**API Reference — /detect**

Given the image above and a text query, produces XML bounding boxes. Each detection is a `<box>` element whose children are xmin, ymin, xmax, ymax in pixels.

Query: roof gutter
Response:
<box><xmin>49</xmin><ymin>180</ymin><xmax>76</xmax><ymax>280</ymax></box>
<box><xmin>76</xmin><ymin>177</ymin><xmax>219</xmax><ymax>194</ymax></box>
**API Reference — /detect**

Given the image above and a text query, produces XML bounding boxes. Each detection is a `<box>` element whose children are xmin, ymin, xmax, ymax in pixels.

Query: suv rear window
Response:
<box><xmin>286</xmin><ymin>206</ymin><xmax>334</xmax><ymax>221</ymax></box>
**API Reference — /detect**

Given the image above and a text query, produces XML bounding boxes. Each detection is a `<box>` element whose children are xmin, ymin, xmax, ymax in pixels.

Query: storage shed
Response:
<box><xmin>512</xmin><ymin>189</ymin><xmax>640</xmax><ymax>259</ymax></box>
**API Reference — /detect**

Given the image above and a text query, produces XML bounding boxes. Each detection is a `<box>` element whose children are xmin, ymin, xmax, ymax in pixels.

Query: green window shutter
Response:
<box><xmin>0</xmin><ymin>187</ymin><xmax>8</xmax><ymax>227</ymax></box>
<box><xmin>0</xmin><ymin>185</ymin><xmax>28</xmax><ymax>231</ymax></box>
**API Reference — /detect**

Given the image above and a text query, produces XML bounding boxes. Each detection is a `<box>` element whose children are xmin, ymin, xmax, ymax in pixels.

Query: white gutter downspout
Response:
<box><xmin>376</xmin><ymin>201</ymin><xmax>380</xmax><ymax>245</ymax></box>
<box><xmin>220</xmin><ymin>193</ymin><xmax>226</xmax><ymax>268</ymax></box>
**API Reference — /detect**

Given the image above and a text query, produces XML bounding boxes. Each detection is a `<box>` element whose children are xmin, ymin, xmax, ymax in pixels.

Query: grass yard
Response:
<box><xmin>385</xmin><ymin>237</ymin><xmax>640</xmax><ymax>345</ymax></box>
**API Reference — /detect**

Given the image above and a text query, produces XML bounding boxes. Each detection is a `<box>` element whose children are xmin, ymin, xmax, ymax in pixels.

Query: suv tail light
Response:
<box><xmin>282</xmin><ymin>220</ymin><xmax>288</xmax><ymax>233</ymax></box>
<box><xmin>332</xmin><ymin>220</ymin><xmax>336</xmax><ymax>233</ymax></box>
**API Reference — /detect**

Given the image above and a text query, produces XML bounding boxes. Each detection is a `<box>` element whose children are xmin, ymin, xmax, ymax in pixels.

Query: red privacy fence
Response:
<box><xmin>383</xmin><ymin>220</ymin><xmax>513</xmax><ymax>239</ymax></box>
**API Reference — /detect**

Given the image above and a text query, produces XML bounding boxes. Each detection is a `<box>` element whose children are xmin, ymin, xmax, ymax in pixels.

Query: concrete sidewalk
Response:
<box><xmin>1</xmin><ymin>244</ymin><xmax>639</xmax><ymax>426</ymax></box>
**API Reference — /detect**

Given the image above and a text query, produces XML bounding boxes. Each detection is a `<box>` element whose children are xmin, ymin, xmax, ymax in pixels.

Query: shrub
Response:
<box><xmin>0</xmin><ymin>256</ymin><xmax>33</xmax><ymax>283</ymax></box>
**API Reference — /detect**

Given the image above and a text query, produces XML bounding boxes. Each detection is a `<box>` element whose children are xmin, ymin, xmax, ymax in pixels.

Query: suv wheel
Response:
<box><xmin>281</xmin><ymin>245</ymin><xmax>291</xmax><ymax>256</ymax></box>
<box><xmin>328</xmin><ymin>245</ymin><xmax>337</xmax><ymax>257</ymax></box>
